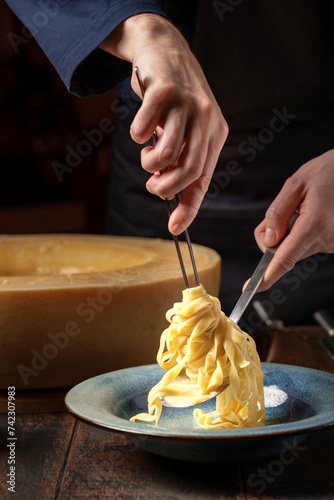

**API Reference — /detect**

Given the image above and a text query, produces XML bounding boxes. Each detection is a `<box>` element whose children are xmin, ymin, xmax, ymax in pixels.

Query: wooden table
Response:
<box><xmin>1</xmin><ymin>326</ymin><xmax>334</xmax><ymax>499</ymax></box>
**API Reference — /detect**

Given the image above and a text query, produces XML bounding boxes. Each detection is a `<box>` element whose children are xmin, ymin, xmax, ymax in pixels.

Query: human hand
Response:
<box><xmin>252</xmin><ymin>149</ymin><xmax>334</xmax><ymax>291</ymax></box>
<box><xmin>100</xmin><ymin>14</ymin><xmax>228</xmax><ymax>235</ymax></box>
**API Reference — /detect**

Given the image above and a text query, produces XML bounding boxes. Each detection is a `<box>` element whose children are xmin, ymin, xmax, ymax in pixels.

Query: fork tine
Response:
<box><xmin>174</xmin><ymin>193</ymin><xmax>200</xmax><ymax>286</ymax></box>
<box><xmin>165</xmin><ymin>199</ymin><xmax>189</xmax><ymax>288</ymax></box>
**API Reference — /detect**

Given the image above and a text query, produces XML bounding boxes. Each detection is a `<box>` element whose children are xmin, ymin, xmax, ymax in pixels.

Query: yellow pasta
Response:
<box><xmin>130</xmin><ymin>284</ymin><xmax>265</xmax><ymax>428</ymax></box>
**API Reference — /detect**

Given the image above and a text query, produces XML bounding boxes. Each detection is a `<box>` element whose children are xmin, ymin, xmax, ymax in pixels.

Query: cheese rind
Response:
<box><xmin>0</xmin><ymin>234</ymin><xmax>221</xmax><ymax>389</ymax></box>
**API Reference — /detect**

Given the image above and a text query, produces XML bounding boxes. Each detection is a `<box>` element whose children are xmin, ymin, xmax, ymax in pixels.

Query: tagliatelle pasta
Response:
<box><xmin>130</xmin><ymin>285</ymin><xmax>265</xmax><ymax>428</ymax></box>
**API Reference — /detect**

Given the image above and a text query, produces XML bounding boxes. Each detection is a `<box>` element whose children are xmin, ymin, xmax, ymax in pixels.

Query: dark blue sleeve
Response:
<box><xmin>5</xmin><ymin>0</ymin><xmax>168</xmax><ymax>97</ymax></box>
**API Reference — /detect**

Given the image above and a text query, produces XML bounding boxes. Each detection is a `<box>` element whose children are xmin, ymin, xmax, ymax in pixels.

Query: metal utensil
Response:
<box><xmin>313</xmin><ymin>310</ymin><xmax>334</xmax><ymax>337</ymax></box>
<box><xmin>134</xmin><ymin>66</ymin><xmax>199</xmax><ymax>289</ymax></box>
<box><xmin>229</xmin><ymin>212</ymin><xmax>299</xmax><ymax>325</ymax></box>
<box><xmin>253</xmin><ymin>300</ymin><xmax>290</xmax><ymax>333</ymax></box>
<box><xmin>229</xmin><ymin>248</ymin><xmax>275</xmax><ymax>324</ymax></box>
<box><xmin>313</xmin><ymin>309</ymin><xmax>334</xmax><ymax>363</ymax></box>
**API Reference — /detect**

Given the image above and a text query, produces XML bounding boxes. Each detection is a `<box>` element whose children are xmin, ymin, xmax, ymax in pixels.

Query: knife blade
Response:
<box><xmin>313</xmin><ymin>310</ymin><xmax>334</xmax><ymax>337</ymax></box>
<box><xmin>313</xmin><ymin>309</ymin><xmax>334</xmax><ymax>363</ymax></box>
<box><xmin>252</xmin><ymin>299</ymin><xmax>290</xmax><ymax>332</ymax></box>
<box><xmin>229</xmin><ymin>248</ymin><xmax>274</xmax><ymax>324</ymax></box>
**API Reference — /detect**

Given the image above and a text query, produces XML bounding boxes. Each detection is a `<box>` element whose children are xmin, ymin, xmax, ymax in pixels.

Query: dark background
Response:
<box><xmin>1</xmin><ymin>2</ymin><xmax>117</xmax><ymax>235</ymax></box>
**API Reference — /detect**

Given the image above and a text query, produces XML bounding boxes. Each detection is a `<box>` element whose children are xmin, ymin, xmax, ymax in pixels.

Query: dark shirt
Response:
<box><xmin>5</xmin><ymin>0</ymin><xmax>167</xmax><ymax>95</ymax></box>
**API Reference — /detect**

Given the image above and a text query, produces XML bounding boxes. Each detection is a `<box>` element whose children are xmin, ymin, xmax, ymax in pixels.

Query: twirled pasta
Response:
<box><xmin>130</xmin><ymin>285</ymin><xmax>265</xmax><ymax>429</ymax></box>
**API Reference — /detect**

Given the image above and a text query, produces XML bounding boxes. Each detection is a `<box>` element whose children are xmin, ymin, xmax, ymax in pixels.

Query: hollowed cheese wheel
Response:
<box><xmin>0</xmin><ymin>234</ymin><xmax>221</xmax><ymax>389</ymax></box>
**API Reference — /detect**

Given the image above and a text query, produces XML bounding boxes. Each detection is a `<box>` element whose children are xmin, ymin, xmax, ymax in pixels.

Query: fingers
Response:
<box><xmin>138</xmin><ymin>100</ymin><xmax>227</xmax><ymax>233</ymax></box>
<box><xmin>148</xmin><ymin>119</ymin><xmax>225</xmax><ymax>234</ymax></box>
<box><xmin>140</xmin><ymin>107</ymin><xmax>188</xmax><ymax>175</ymax></box>
<box><xmin>130</xmin><ymin>83</ymin><xmax>187</xmax><ymax>150</ymax></box>
<box><xmin>146</xmin><ymin>120</ymin><xmax>210</xmax><ymax>197</ymax></box>
<box><xmin>167</xmin><ymin>174</ymin><xmax>212</xmax><ymax>234</ymax></box>
<box><xmin>102</xmin><ymin>14</ymin><xmax>228</xmax><ymax>234</ymax></box>
<box><xmin>259</xmin><ymin>175</ymin><xmax>305</xmax><ymax>248</ymax></box>
<box><xmin>256</xmin><ymin>213</ymin><xmax>323</xmax><ymax>292</ymax></box>
<box><xmin>133</xmin><ymin>85</ymin><xmax>227</xmax><ymax>201</ymax></box>
<box><xmin>244</xmin><ymin>145</ymin><xmax>334</xmax><ymax>296</ymax></box>
<box><xmin>254</xmin><ymin>220</ymin><xmax>267</xmax><ymax>253</ymax></box>
<box><xmin>129</xmin><ymin>52</ymin><xmax>228</xmax><ymax>229</ymax></box>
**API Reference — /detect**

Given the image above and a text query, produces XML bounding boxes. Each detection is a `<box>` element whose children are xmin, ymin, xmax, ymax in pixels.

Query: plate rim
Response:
<box><xmin>65</xmin><ymin>362</ymin><xmax>334</xmax><ymax>440</ymax></box>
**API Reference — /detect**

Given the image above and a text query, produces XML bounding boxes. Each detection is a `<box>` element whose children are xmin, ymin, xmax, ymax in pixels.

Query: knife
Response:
<box><xmin>252</xmin><ymin>299</ymin><xmax>290</xmax><ymax>332</ymax></box>
<box><xmin>229</xmin><ymin>213</ymin><xmax>298</xmax><ymax>325</ymax></box>
<box><xmin>229</xmin><ymin>248</ymin><xmax>275</xmax><ymax>324</ymax></box>
<box><xmin>313</xmin><ymin>309</ymin><xmax>334</xmax><ymax>363</ymax></box>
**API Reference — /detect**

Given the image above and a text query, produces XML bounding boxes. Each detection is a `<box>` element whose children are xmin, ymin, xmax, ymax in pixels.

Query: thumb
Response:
<box><xmin>261</xmin><ymin>177</ymin><xmax>304</xmax><ymax>248</ymax></box>
<box><xmin>263</xmin><ymin>215</ymin><xmax>287</xmax><ymax>248</ymax></box>
<box><xmin>264</xmin><ymin>208</ymin><xmax>300</xmax><ymax>250</ymax></box>
<box><xmin>263</xmin><ymin>204</ymin><xmax>300</xmax><ymax>248</ymax></box>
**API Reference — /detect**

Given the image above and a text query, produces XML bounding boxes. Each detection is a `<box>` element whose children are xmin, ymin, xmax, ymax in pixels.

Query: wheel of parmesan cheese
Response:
<box><xmin>0</xmin><ymin>234</ymin><xmax>221</xmax><ymax>389</ymax></box>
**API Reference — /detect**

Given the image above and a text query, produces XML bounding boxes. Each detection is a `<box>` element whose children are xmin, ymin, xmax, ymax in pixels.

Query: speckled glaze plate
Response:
<box><xmin>65</xmin><ymin>363</ymin><xmax>334</xmax><ymax>462</ymax></box>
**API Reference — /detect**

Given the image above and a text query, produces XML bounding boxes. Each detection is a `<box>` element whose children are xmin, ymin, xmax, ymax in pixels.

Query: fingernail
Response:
<box><xmin>264</xmin><ymin>228</ymin><xmax>276</xmax><ymax>247</ymax></box>
<box><xmin>171</xmin><ymin>223</ymin><xmax>182</xmax><ymax>235</ymax></box>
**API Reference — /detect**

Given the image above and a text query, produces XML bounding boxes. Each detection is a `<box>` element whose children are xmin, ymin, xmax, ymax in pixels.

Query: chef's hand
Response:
<box><xmin>100</xmin><ymin>14</ymin><xmax>228</xmax><ymax>235</ymax></box>
<box><xmin>253</xmin><ymin>149</ymin><xmax>334</xmax><ymax>291</ymax></box>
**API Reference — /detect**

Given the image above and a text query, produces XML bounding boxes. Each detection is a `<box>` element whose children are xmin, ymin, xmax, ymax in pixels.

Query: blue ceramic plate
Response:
<box><xmin>65</xmin><ymin>363</ymin><xmax>334</xmax><ymax>462</ymax></box>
